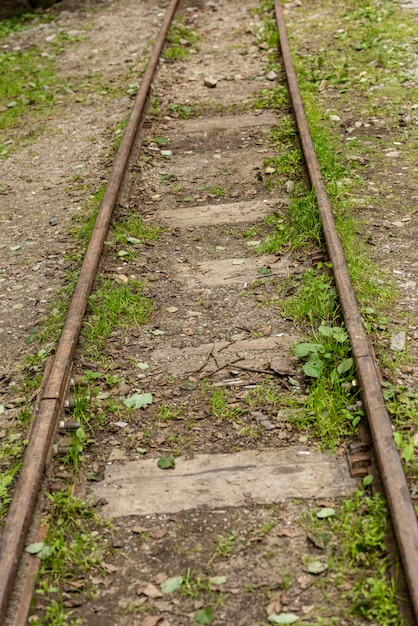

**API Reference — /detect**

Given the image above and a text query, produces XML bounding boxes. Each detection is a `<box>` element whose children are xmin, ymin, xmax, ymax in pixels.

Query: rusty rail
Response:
<box><xmin>274</xmin><ymin>0</ymin><xmax>418</xmax><ymax>618</ymax></box>
<box><xmin>0</xmin><ymin>0</ymin><xmax>181</xmax><ymax>620</ymax></box>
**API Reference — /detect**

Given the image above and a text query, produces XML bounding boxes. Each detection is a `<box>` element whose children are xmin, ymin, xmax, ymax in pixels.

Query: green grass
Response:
<box><xmin>208</xmin><ymin>387</ymin><xmax>245</xmax><ymax>423</ymax></box>
<box><xmin>111</xmin><ymin>212</ymin><xmax>160</xmax><ymax>245</ymax></box>
<box><xmin>0</xmin><ymin>13</ymin><xmax>52</xmax><ymax>38</ymax></box>
<box><xmin>0</xmin><ymin>47</ymin><xmax>59</xmax><ymax>156</ymax></box>
<box><xmin>303</xmin><ymin>488</ymin><xmax>404</xmax><ymax>624</ymax></box>
<box><xmin>167</xmin><ymin>102</ymin><xmax>200</xmax><ymax>119</ymax></box>
<box><xmin>163</xmin><ymin>20</ymin><xmax>200</xmax><ymax>61</ymax></box>
<box><xmin>208</xmin><ymin>186</ymin><xmax>226</xmax><ymax>197</ymax></box>
<box><xmin>82</xmin><ymin>277</ymin><xmax>153</xmax><ymax>358</ymax></box>
<box><xmin>0</xmin><ymin>13</ymin><xmax>89</xmax><ymax>157</ymax></box>
<box><xmin>252</xmin><ymin>85</ymin><xmax>287</xmax><ymax>111</ymax></box>
<box><xmin>282</xmin><ymin>269</ymin><xmax>339</xmax><ymax>325</ymax></box>
<box><xmin>33</xmin><ymin>491</ymin><xmax>109</xmax><ymax>622</ymax></box>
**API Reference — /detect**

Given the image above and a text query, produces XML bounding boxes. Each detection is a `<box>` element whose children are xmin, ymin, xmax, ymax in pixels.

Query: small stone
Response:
<box><xmin>285</xmin><ymin>180</ymin><xmax>294</xmax><ymax>194</ymax></box>
<box><xmin>140</xmin><ymin>583</ymin><xmax>163</xmax><ymax>599</ymax></box>
<box><xmin>389</xmin><ymin>331</ymin><xmax>406</xmax><ymax>352</ymax></box>
<box><xmin>266</xmin><ymin>70</ymin><xmax>277</xmax><ymax>81</ymax></box>
<box><xmin>49</xmin><ymin>218</ymin><xmax>59</xmax><ymax>226</ymax></box>
<box><xmin>204</xmin><ymin>76</ymin><xmax>217</xmax><ymax>88</ymax></box>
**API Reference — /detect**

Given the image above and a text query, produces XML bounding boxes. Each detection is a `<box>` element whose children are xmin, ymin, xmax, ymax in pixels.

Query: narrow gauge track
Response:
<box><xmin>0</xmin><ymin>0</ymin><xmax>417</xmax><ymax>623</ymax></box>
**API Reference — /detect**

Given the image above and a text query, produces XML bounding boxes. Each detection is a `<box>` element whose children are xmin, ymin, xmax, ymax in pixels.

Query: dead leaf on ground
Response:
<box><xmin>100</xmin><ymin>561</ymin><xmax>118</xmax><ymax>573</ymax></box>
<box><xmin>336</xmin><ymin>443</ymin><xmax>347</xmax><ymax>457</ymax></box>
<box><xmin>296</xmin><ymin>574</ymin><xmax>312</xmax><ymax>589</ymax></box>
<box><xmin>150</xmin><ymin>527</ymin><xmax>168</xmax><ymax>540</ymax></box>
<box><xmin>140</xmin><ymin>583</ymin><xmax>163</xmax><ymax>599</ymax></box>
<box><xmin>302</xmin><ymin>604</ymin><xmax>316</xmax><ymax>615</ymax></box>
<box><xmin>277</xmin><ymin>527</ymin><xmax>305</xmax><ymax>538</ymax></box>
<box><xmin>141</xmin><ymin>615</ymin><xmax>163</xmax><ymax>626</ymax></box>
<box><xmin>132</xmin><ymin>525</ymin><xmax>151</xmax><ymax>534</ymax></box>
<box><xmin>317</xmin><ymin>500</ymin><xmax>336</xmax><ymax>508</ymax></box>
<box><xmin>266</xmin><ymin>592</ymin><xmax>282</xmax><ymax>615</ymax></box>
<box><xmin>154</xmin><ymin>573</ymin><xmax>167</xmax><ymax>584</ymax></box>
<box><xmin>154</xmin><ymin>599</ymin><xmax>173</xmax><ymax>612</ymax></box>
<box><xmin>64</xmin><ymin>580</ymin><xmax>85</xmax><ymax>590</ymax></box>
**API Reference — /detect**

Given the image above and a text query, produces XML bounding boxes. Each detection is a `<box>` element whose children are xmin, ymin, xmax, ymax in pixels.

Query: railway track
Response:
<box><xmin>0</xmin><ymin>0</ymin><xmax>417</xmax><ymax>623</ymax></box>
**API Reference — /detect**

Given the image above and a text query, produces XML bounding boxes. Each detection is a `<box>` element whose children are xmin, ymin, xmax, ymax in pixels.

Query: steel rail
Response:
<box><xmin>274</xmin><ymin>0</ymin><xmax>418</xmax><ymax>618</ymax></box>
<box><xmin>0</xmin><ymin>0</ymin><xmax>181</xmax><ymax>619</ymax></box>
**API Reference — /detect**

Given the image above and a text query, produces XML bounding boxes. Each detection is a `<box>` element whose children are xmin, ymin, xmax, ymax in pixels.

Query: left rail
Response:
<box><xmin>0</xmin><ymin>0</ymin><xmax>180</xmax><ymax>619</ymax></box>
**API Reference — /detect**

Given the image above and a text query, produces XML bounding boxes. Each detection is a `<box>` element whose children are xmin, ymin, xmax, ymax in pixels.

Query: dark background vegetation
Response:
<box><xmin>0</xmin><ymin>0</ymin><xmax>109</xmax><ymax>20</ymax></box>
<box><xmin>0</xmin><ymin>0</ymin><xmax>61</xmax><ymax>19</ymax></box>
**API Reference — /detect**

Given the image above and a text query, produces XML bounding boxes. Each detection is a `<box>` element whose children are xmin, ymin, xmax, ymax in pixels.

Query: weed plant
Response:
<box><xmin>82</xmin><ymin>277</ymin><xmax>152</xmax><ymax>357</ymax></box>
<box><xmin>34</xmin><ymin>491</ymin><xmax>109</xmax><ymax>620</ymax></box>
<box><xmin>304</xmin><ymin>488</ymin><xmax>404</xmax><ymax>624</ymax></box>
<box><xmin>111</xmin><ymin>212</ymin><xmax>160</xmax><ymax>245</ymax></box>
<box><xmin>164</xmin><ymin>19</ymin><xmax>200</xmax><ymax>61</ymax></box>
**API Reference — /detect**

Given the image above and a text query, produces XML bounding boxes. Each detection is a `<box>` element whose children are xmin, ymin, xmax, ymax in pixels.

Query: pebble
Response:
<box><xmin>285</xmin><ymin>180</ymin><xmax>294</xmax><ymax>194</ymax></box>
<box><xmin>389</xmin><ymin>331</ymin><xmax>406</xmax><ymax>352</ymax></box>
<box><xmin>204</xmin><ymin>76</ymin><xmax>217</xmax><ymax>88</ymax></box>
<box><xmin>266</xmin><ymin>70</ymin><xmax>277</xmax><ymax>81</ymax></box>
<box><xmin>49</xmin><ymin>218</ymin><xmax>59</xmax><ymax>226</ymax></box>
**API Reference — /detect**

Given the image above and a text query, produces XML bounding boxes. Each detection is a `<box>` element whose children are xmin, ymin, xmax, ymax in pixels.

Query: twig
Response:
<box><xmin>229</xmin><ymin>364</ymin><xmax>274</xmax><ymax>375</ymax></box>
<box><xmin>217</xmin><ymin>341</ymin><xmax>234</xmax><ymax>353</ymax></box>
<box><xmin>195</xmin><ymin>344</ymin><xmax>214</xmax><ymax>372</ymax></box>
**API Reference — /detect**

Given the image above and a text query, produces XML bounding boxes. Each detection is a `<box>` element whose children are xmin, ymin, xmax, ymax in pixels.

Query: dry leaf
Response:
<box><xmin>266</xmin><ymin>592</ymin><xmax>282</xmax><ymax>615</ymax></box>
<box><xmin>100</xmin><ymin>561</ymin><xmax>118</xmax><ymax>573</ymax></box>
<box><xmin>141</xmin><ymin>583</ymin><xmax>163</xmax><ymax>599</ymax></box>
<box><xmin>64</xmin><ymin>580</ymin><xmax>85</xmax><ymax>590</ymax></box>
<box><xmin>277</xmin><ymin>527</ymin><xmax>305</xmax><ymax>538</ymax></box>
<box><xmin>154</xmin><ymin>573</ymin><xmax>167</xmax><ymax>584</ymax></box>
<box><xmin>132</xmin><ymin>525</ymin><xmax>151</xmax><ymax>534</ymax></box>
<box><xmin>296</xmin><ymin>575</ymin><xmax>311</xmax><ymax>589</ymax></box>
<box><xmin>317</xmin><ymin>500</ymin><xmax>336</xmax><ymax>508</ymax></box>
<box><xmin>141</xmin><ymin>615</ymin><xmax>163</xmax><ymax>626</ymax></box>
<box><xmin>150</xmin><ymin>527</ymin><xmax>168</xmax><ymax>540</ymax></box>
